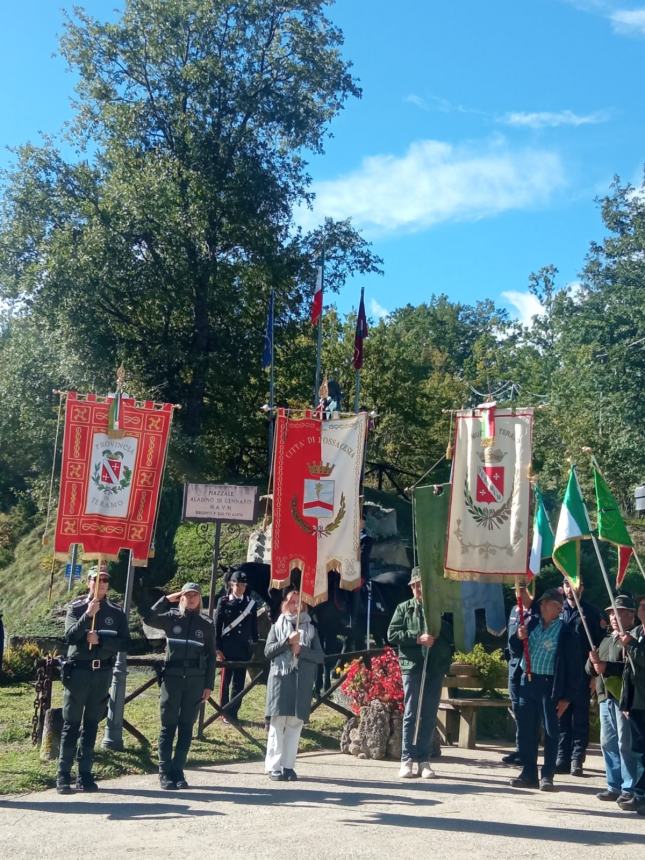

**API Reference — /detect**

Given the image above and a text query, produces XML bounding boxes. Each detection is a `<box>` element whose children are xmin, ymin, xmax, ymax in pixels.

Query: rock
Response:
<box><xmin>356</xmin><ymin>699</ymin><xmax>391</xmax><ymax>760</ymax></box>
<box><xmin>386</xmin><ymin>712</ymin><xmax>402</xmax><ymax>759</ymax></box>
<box><xmin>340</xmin><ymin>716</ymin><xmax>358</xmax><ymax>754</ymax></box>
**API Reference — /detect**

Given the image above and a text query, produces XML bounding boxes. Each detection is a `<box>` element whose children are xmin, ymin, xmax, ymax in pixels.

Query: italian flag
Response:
<box><xmin>270</xmin><ymin>409</ymin><xmax>367</xmax><ymax>604</ymax></box>
<box><xmin>594</xmin><ymin>467</ymin><xmax>634</xmax><ymax>586</ymax></box>
<box><xmin>553</xmin><ymin>468</ymin><xmax>591</xmax><ymax>588</ymax></box>
<box><xmin>527</xmin><ymin>484</ymin><xmax>554</xmax><ymax>577</ymax></box>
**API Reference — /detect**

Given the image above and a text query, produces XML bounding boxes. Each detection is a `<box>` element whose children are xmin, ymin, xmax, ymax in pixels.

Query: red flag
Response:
<box><xmin>311</xmin><ymin>266</ymin><xmax>323</xmax><ymax>326</ymax></box>
<box><xmin>617</xmin><ymin>545</ymin><xmax>635</xmax><ymax>587</ymax></box>
<box><xmin>54</xmin><ymin>392</ymin><xmax>173</xmax><ymax>566</ymax></box>
<box><xmin>271</xmin><ymin>409</ymin><xmax>367</xmax><ymax>604</ymax></box>
<box><xmin>352</xmin><ymin>288</ymin><xmax>369</xmax><ymax>370</ymax></box>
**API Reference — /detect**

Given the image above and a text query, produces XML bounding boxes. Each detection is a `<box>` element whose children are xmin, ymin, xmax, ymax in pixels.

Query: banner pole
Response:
<box><xmin>103</xmin><ymin>549</ymin><xmax>135</xmax><ymax>750</ymax></box>
<box><xmin>353</xmin><ymin>369</ymin><xmax>360</xmax><ymax>414</ymax></box>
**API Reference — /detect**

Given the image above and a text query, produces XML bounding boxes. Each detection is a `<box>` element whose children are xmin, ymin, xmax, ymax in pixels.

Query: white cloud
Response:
<box><xmin>297</xmin><ymin>138</ymin><xmax>566</xmax><ymax>236</ymax></box>
<box><xmin>500</xmin><ymin>109</ymin><xmax>610</xmax><ymax>129</ymax></box>
<box><xmin>369</xmin><ymin>298</ymin><xmax>390</xmax><ymax>320</ymax></box>
<box><xmin>611</xmin><ymin>8</ymin><xmax>645</xmax><ymax>35</ymax></box>
<box><xmin>501</xmin><ymin>291</ymin><xmax>545</xmax><ymax>326</ymax></box>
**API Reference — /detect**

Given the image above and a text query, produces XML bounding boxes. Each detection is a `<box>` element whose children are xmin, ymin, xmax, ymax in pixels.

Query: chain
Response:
<box><xmin>31</xmin><ymin>656</ymin><xmax>57</xmax><ymax>746</ymax></box>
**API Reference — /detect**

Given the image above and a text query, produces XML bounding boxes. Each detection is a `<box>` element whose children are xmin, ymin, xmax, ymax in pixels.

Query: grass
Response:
<box><xmin>0</xmin><ymin>668</ymin><xmax>343</xmax><ymax>795</ymax></box>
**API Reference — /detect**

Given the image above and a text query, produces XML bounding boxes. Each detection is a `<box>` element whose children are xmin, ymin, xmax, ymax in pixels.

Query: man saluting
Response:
<box><xmin>144</xmin><ymin>582</ymin><xmax>216</xmax><ymax>790</ymax></box>
<box><xmin>57</xmin><ymin>563</ymin><xmax>129</xmax><ymax>794</ymax></box>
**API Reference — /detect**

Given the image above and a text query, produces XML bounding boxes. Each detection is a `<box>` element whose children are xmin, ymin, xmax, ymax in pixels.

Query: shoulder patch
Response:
<box><xmin>199</xmin><ymin>613</ymin><xmax>213</xmax><ymax>624</ymax></box>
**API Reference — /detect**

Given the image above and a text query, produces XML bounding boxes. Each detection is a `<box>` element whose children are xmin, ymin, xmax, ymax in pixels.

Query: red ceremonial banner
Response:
<box><xmin>271</xmin><ymin>409</ymin><xmax>366</xmax><ymax>604</ymax></box>
<box><xmin>54</xmin><ymin>392</ymin><xmax>173</xmax><ymax>566</ymax></box>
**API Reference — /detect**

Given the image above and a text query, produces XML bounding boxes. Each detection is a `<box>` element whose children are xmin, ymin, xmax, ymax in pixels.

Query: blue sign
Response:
<box><xmin>64</xmin><ymin>564</ymin><xmax>82</xmax><ymax>580</ymax></box>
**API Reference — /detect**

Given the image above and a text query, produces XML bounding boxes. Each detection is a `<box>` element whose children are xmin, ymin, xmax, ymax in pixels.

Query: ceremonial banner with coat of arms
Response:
<box><xmin>54</xmin><ymin>392</ymin><xmax>173</xmax><ymax>566</ymax></box>
<box><xmin>271</xmin><ymin>409</ymin><xmax>367</xmax><ymax>604</ymax></box>
<box><xmin>444</xmin><ymin>407</ymin><xmax>533</xmax><ymax>583</ymax></box>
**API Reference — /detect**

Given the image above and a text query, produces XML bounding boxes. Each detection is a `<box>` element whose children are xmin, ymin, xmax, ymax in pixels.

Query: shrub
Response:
<box><xmin>452</xmin><ymin>643</ymin><xmax>508</xmax><ymax>694</ymax></box>
<box><xmin>340</xmin><ymin>647</ymin><xmax>404</xmax><ymax>715</ymax></box>
<box><xmin>2</xmin><ymin>640</ymin><xmax>44</xmax><ymax>681</ymax></box>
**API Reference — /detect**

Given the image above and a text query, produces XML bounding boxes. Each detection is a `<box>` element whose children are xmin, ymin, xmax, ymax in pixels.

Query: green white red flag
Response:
<box><xmin>593</xmin><ymin>467</ymin><xmax>634</xmax><ymax>586</ymax></box>
<box><xmin>552</xmin><ymin>468</ymin><xmax>590</xmax><ymax>589</ymax></box>
<box><xmin>527</xmin><ymin>483</ymin><xmax>554</xmax><ymax>578</ymax></box>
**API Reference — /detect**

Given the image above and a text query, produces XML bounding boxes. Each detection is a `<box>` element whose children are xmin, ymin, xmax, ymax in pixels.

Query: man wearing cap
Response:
<box><xmin>556</xmin><ymin>576</ymin><xmax>605</xmax><ymax>777</ymax></box>
<box><xmin>56</xmin><ymin>564</ymin><xmax>129</xmax><ymax>794</ymax></box>
<box><xmin>587</xmin><ymin>594</ymin><xmax>643</xmax><ymax>807</ymax></box>
<box><xmin>387</xmin><ymin>568</ymin><xmax>453</xmax><ymax>779</ymax></box>
<box><xmin>508</xmin><ymin>587</ymin><xmax>578</xmax><ymax>791</ymax></box>
<box><xmin>618</xmin><ymin>596</ymin><xmax>645</xmax><ymax>815</ymax></box>
<box><xmin>144</xmin><ymin>583</ymin><xmax>216</xmax><ymax>789</ymax></box>
<box><xmin>214</xmin><ymin>570</ymin><xmax>258</xmax><ymax>723</ymax></box>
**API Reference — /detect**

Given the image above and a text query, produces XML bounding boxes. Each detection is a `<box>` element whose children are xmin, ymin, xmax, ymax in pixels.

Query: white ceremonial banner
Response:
<box><xmin>445</xmin><ymin>408</ymin><xmax>534</xmax><ymax>583</ymax></box>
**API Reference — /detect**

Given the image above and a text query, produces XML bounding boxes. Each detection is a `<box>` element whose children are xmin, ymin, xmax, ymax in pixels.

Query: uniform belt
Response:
<box><xmin>164</xmin><ymin>658</ymin><xmax>201</xmax><ymax>669</ymax></box>
<box><xmin>70</xmin><ymin>658</ymin><xmax>115</xmax><ymax>671</ymax></box>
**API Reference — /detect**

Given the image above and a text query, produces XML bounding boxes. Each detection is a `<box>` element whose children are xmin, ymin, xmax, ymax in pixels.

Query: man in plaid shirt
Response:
<box><xmin>508</xmin><ymin>588</ymin><xmax>579</xmax><ymax>791</ymax></box>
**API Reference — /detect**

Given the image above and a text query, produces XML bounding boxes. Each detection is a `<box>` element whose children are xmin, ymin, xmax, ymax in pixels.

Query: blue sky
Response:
<box><xmin>1</xmin><ymin>1</ymin><xmax>644</xmax><ymax>324</ymax></box>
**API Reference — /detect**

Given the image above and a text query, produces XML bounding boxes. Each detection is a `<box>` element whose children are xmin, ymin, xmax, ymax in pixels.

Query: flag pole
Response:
<box><xmin>313</xmin><ymin>241</ymin><xmax>325</xmax><ymax>407</ymax></box>
<box><xmin>268</xmin><ymin>288</ymin><xmax>275</xmax><ymax>468</ymax></box>
<box><xmin>354</xmin><ymin>369</ymin><xmax>360</xmax><ymax>414</ymax></box>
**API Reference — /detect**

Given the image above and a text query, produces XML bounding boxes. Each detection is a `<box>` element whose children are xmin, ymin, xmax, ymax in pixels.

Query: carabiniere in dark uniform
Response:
<box><xmin>144</xmin><ymin>582</ymin><xmax>216</xmax><ymax>789</ymax></box>
<box><xmin>215</xmin><ymin>570</ymin><xmax>258</xmax><ymax>721</ymax></box>
<box><xmin>57</xmin><ymin>566</ymin><xmax>129</xmax><ymax>794</ymax></box>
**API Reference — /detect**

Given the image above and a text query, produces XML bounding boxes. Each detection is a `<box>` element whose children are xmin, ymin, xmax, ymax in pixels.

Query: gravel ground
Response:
<box><xmin>0</xmin><ymin>744</ymin><xmax>643</xmax><ymax>859</ymax></box>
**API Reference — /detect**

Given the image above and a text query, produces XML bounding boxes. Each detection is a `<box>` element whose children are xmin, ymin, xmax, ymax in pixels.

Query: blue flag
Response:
<box><xmin>262</xmin><ymin>290</ymin><xmax>274</xmax><ymax>369</ymax></box>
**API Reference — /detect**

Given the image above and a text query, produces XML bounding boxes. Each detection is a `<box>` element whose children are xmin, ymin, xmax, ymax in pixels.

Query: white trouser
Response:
<box><xmin>265</xmin><ymin>716</ymin><xmax>304</xmax><ymax>772</ymax></box>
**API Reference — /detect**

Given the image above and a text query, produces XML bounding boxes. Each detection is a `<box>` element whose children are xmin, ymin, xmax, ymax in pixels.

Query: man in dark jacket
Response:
<box><xmin>502</xmin><ymin>587</ymin><xmax>533</xmax><ymax>765</ymax></box>
<box><xmin>556</xmin><ymin>576</ymin><xmax>605</xmax><ymax>777</ymax></box>
<box><xmin>508</xmin><ymin>587</ymin><xmax>578</xmax><ymax>791</ymax></box>
<box><xmin>618</xmin><ymin>604</ymin><xmax>645</xmax><ymax>814</ymax></box>
<box><xmin>144</xmin><ymin>582</ymin><xmax>216</xmax><ymax>790</ymax></box>
<box><xmin>387</xmin><ymin>568</ymin><xmax>453</xmax><ymax>780</ymax></box>
<box><xmin>587</xmin><ymin>594</ymin><xmax>642</xmax><ymax>805</ymax></box>
<box><xmin>215</xmin><ymin>570</ymin><xmax>258</xmax><ymax>722</ymax></box>
<box><xmin>57</xmin><ymin>565</ymin><xmax>129</xmax><ymax>794</ymax></box>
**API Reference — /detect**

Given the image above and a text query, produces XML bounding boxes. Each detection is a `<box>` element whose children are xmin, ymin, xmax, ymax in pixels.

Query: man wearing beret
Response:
<box><xmin>215</xmin><ymin>570</ymin><xmax>258</xmax><ymax>722</ymax></box>
<box><xmin>57</xmin><ymin>563</ymin><xmax>129</xmax><ymax>794</ymax></box>
<box><xmin>144</xmin><ymin>582</ymin><xmax>216</xmax><ymax>789</ymax></box>
<box><xmin>508</xmin><ymin>587</ymin><xmax>578</xmax><ymax>791</ymax></box>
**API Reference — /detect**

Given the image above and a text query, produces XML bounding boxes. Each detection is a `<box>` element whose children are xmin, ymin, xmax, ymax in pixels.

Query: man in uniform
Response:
<box><xmin>56</xmin><ymin>564</ymin><xmax>129</xmax><ymax>794</ymax></box>
<box><xmin>215</xmin><ymin>570</ymin><xmax>258</xmax><ymax>722</ymax></box>
<box><xmin>144</xmin><ymin>582</ymin><xmax>216</xmax><ymax>790</ymax></box>
<box><xmin>556</xmin><ymin>576</ymin><xmax>605</xmax><ymax>777</ymax></box>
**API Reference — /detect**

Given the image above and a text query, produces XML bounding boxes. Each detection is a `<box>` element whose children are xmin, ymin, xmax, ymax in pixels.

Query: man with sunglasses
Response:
<box><xmin>56</xmin><ymin>563</ymin><xmax>129</xmax><ymax>794</ymax></box>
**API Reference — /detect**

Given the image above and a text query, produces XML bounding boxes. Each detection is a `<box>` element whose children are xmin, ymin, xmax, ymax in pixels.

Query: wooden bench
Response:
<box><xmin>436</xmin><ymin>662</ymin><xmax>511</xmax><ymax>750</ymax></box>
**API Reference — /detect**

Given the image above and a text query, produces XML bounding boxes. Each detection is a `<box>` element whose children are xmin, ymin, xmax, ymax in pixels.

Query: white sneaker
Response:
<box><xmin>419</xmin><ymin>762</ymin><xmax>436</xmax><ymax>779</ymax></box>
<box><xmin>399</xmin><ymin>760</ymin><xmax>416</xmax><ymax>778</ymax></box>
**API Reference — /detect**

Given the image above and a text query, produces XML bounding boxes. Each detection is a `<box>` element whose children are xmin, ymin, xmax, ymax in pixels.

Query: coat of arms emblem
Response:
<box><xmin>92</xmin><ymin>449</ymin><xmax>132</xmax><ymax>495</ymax></box>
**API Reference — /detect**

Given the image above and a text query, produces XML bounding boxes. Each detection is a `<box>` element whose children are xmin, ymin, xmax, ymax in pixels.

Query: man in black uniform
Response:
<box><xmin>144</xmin><ymin>582</ymin><xmax>216</xmax><ymax>789</ymax></box>
<box><xmin>56</xmin><ymin>564</ymin><xmax>129</xmax><ymax>794</ymax></box>
<box><xmin>556</xmin><ymin>575</ymin><xmax>605</xmax><ymax>777</ymax></box>
<box><xmin>215</xmin><ymin>570</ymin><xmax>258</xmax><ymax>722</ymax></box>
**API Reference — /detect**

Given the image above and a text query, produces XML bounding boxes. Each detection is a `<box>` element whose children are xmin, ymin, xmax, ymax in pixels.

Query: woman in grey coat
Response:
<box><xmin>264</xmin><ymin>586</ymin><xmax>324</xmax><ymax>781</ymax></box>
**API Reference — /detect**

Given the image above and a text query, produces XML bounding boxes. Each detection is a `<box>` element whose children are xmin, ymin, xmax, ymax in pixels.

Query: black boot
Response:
<box><xmin>173</xmin><ymin>770</ymin><xmax>189</xmax><ymax>789</ymax></box>
<box><xmin>159</xmin><ymin>771</ymin><xmax>177</xmax><ymax>790</ymax></box>
<box><xmin>75</xmin><ymin>773</ymin><xmax>99</xmax><ymax>792</ymax></box>
<box><xmin>56</xmin><ymin>772</ymin><xmax>73</xmax><ymax>795</ymax></box>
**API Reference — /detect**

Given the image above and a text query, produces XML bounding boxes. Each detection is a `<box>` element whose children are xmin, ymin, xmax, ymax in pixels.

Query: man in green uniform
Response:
<box><xmin>144</xmin><ymin>582</ymin><xmax>216</xmax><ymax>789</ymax></box>
<box><xmin>57</xmin><ymin>564</ymin><xmax>129</xmax><ymax>794</ymax></box>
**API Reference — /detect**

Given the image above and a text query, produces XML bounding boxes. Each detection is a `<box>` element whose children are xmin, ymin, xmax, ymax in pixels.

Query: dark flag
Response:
<box><xmin>352</xmin><ymin>288</ymin><xmax>369</xmax><ymax>369</ymax></box>
<box><xmin>262</xmin><ymin>289</ymin><xmax>274</xmax><ymax>369</ymax></box>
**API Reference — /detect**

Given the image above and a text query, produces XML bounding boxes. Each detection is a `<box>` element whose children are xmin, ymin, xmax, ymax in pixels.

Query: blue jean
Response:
<box><xmin>401</xmin><ymin>668</ymin><xmax>444</xmax><ymax>762</ymax></box>
<box><xmin>517</xmin><ymin>675</ymin><xmax>559</xmax><ymax>781</ymax></box>
<box><xmin>599</xmin><ymin>698</ymin><xmax>643</xmax><ymax>796</ymax></box>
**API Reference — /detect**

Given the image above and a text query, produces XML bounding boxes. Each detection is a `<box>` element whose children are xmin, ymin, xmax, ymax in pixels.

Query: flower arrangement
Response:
<box><xmin>340</xmin><ymin>647</ymin><xmax>404</xmax><ymax>715</ymax></box>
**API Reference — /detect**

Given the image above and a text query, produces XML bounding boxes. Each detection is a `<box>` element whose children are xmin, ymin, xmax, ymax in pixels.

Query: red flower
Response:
<box><xmin>340</xmin><ymin>647</ymin><xmax>404</xmax><ymax>715</ymax></box>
